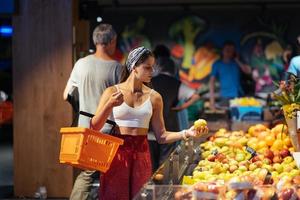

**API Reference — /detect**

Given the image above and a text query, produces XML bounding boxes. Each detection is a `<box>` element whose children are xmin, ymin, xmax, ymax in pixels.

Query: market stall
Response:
<box><xmin>134</xmin><ymin>76</ymin><xmax>300</xmax><ymax>200</ymax></box>
<box><xmin>134</xmin><ymin>122</ymin><xmax>300</xmax><ymax>200</ymax></box>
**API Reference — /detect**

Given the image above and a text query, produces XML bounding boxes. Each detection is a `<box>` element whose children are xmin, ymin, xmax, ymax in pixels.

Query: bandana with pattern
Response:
<box><xmin>125</xmin><ymin>46</ymin><xmax>151</xmax><ymax>72</ymax></box>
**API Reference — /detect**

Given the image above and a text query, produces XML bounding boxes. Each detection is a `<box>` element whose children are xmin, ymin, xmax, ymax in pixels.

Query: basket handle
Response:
<box><xmin>79</xmin><ymin>111</ymin><xmax>117</xmax><ymax>133</ymax></box>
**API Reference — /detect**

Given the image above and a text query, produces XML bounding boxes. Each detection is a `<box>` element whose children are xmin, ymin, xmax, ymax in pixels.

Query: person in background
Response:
<box><xmin>90</xmin><ymin>46</ymin><xmax>208</xmax><ymax>200</ymax></box>
<box><xmin>209</xmin><ymin>41</ymin><xmax>251</xmax><ymax>111</ymax></box>
<box><xmin>63</xmin><ymin>23</ymin><xmax>122</xmax><ymax>200</ymax></box>
<box><xmin>287</xmin><ymin>35</ymin><xmax>300</xmax><ymax>77</ymax></box>
<box><xmin>148</xmin><ymin>44</ymin><xmax>200</xmax><ymax>172</ymax></box>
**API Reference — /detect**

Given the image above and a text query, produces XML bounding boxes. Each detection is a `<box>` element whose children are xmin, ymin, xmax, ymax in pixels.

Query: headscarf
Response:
<box><xmin>125</xmin><ymin>46</ymin><xmax>151</xmax><ymax>72</ymax></box>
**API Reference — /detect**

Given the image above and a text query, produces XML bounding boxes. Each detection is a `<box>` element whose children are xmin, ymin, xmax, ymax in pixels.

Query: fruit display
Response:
<box><xmin>174</xmin><ymin>182</ymin><xmax>226</xmax><ymax>200</ymax></box>
<box><xmin>230</xmin><ymin>97</ymin><xmax>262</xmax><ymax>107</ymax></box>
<box><xmin>181</xmin><ymin>123</ymin><xmax>300</xmax><ymax>199</ymax></box>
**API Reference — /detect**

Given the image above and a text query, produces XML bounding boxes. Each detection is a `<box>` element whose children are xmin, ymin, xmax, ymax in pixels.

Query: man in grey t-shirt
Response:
<box><xmin>63</xmin><ymin>24</ymin><xmax>122</xmax><ymax>200</ymax></box>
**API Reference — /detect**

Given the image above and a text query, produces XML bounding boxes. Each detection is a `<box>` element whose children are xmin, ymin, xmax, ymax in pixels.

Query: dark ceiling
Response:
<box><xmin>81</xmin><ymin>0</ymin><xmax>300</xmax><ymax>7</ymax></box>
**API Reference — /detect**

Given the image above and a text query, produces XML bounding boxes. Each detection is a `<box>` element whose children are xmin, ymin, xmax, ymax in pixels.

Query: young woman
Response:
<box><xmin>91</xmin><ymin>46</ymin><xmax>208</xmax><ymax>200</ymax></box>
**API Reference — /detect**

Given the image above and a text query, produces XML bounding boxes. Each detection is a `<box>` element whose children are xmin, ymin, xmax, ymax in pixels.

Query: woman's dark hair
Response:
<box><xmin>120</xmin><ymin>50</ymin><xmax>154</xmax><ymax>83</ymax></box>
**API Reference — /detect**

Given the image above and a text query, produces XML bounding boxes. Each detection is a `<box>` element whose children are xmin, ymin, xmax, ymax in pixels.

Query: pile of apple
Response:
<box><xmin>187</xmin><ymin>123</ymin><xmax>300</xmax><ymax>199</ymax></box>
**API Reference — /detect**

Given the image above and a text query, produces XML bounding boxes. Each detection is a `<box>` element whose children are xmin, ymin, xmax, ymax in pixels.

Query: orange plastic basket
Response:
<box><xmin>0</xmin><ymin>101</ymin><xmax>13</xmax><ymax>125</ymax></box>
<box><xmin>59</xmin><ymin>127</ymin><xmax>124</xmax><ymax>173</ymax></box>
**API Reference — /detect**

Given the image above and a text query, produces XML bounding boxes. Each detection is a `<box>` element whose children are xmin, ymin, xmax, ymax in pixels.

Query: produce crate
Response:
<box><xmin>59</xmin><ymin>127</ymin><xmax>124</xmax><ymax>173</ymax></box>
<box><xmin>230</xmin><ymin>106</ymin><xmax>263</xmax><ymax>121</ymax></box>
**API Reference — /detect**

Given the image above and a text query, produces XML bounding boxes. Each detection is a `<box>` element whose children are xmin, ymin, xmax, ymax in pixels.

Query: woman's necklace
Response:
<box><xmin>133</xmin><ymin>91</ymin><xmax>143</xmax><ymax>102</ymax></box>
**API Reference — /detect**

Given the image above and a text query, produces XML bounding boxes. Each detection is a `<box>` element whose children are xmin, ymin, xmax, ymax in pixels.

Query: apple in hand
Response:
<box><xmin>194</xmin><ymin>119</ymin><xmax>207</xmax><ymax>129</ymax></box>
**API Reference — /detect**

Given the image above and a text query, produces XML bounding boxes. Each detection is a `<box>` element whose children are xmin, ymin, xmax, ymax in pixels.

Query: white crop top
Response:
<box><xmin>110</xmin><ymin>85</ymin><xmax>153</xmax><ymax>129</ymax></box>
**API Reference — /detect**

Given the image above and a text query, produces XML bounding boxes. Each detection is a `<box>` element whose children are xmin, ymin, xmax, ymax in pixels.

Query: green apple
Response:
<box><xmin>235</xmin><ymin>153</ymin><xmax>245</xmax><ymax>162</ymax></box>
<box><xmin>193</xmin><ymin>171</ymin><xmax>207</xmax><ymax>179</ymax></box>
<box><xmin>220</xmin><ymin>146</ymin><xmax>230</xmax><ymax>153</ymax></box>
<box><xmin>283</xmin><ymin>156</ymin><xmax>293</xmax><ymax>164</ymax></box>
<box><xmin>249</xmin><ymin>163</ymin><xmax>258</xmax><ymax>171</ymax></box>
<box><xmin>285</xmin><ymin>166</ymin><xmax>294</xmax><ymax>173</ymax></box>
<box><xmin>273</xmin><ymin>163</ymin><xmax>283</xmax><ymax>173</ymax></box>
<box><xmin>290</xmin><ymin>169</ymin><xmax>300</xmax><ymax>177</ymax></box>
<box><xmin>262</xmin><ymin>164</ymin><xmax>273</xmax><ymax>172</ymax></box>
<box><xmin>272</xmin><ymin>171</ymin><xmax>279</xmax><ymax>177</ymax></box>
<box><xmin>238</xmin><ymin>165</ymin><xmax>248</xmax><ymax>172</ymax></box>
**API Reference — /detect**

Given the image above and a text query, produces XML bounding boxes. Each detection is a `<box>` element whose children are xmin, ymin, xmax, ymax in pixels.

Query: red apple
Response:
<box><xmin>273</xmin><ymin>155</ymin><xmax>283</xmax><ymax>163</ymax></box>
<box><xmin>221</xmin><ymin>158</ymin><xmax>229</xmax><ymax>164</ymax></box>
<box><xmin>263</xmin><ymin>149</ymin><xmax>274</xmax><ymax>160</ymax></box>
<box><xmin>215</xmin><ymin>153</ymin><xmax>226</xmax><ymax>162</ymax></box>
<box><xmin>251</xmin><ymin>155</ymin><xmax>261</xmax><ymax>163</ymax></box>
<box><xmin>280</xmin><ymin>149</ymin><xmax>291</xmax><ymax>158</ymax></box>
<box><xmin>207</xmin><ymin>155</ymin><xmax>216</xmax><ymax>162</ymax></box>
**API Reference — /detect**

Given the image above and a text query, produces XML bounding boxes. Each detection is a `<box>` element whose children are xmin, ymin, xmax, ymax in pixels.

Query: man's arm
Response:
<box><xmin>63</xmin><ymin>61</ymin><xmax>80</xmax><ymax>100</ymax></box>
<box><xmin>63</xmin><ymin>82</ymin><xmax>75</xmax><ymax>101</ymax></box>
<box><xmin>235</xmin><ymin>58</ymin><xmax>251</xmax><ymax>74</ymax></box>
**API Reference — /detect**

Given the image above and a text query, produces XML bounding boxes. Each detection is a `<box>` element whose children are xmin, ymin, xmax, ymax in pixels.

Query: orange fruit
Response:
<box><xmin>265</xmin><ymin>135</ymin><xmax>275</xmax><ymax>146</ymax></box>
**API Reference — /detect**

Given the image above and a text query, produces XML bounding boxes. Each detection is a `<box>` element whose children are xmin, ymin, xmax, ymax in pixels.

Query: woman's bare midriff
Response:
<box><xmin>118</xmin><ymin>126</ymin><xmax>148</xmax><ymax>136</ymax></box>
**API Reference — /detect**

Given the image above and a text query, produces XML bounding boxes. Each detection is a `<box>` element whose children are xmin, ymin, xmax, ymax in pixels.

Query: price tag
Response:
<box><xmin>245</xmin><ymin>146</ymin><xmax>257</xmax><ymax>159</ymax></box>
<box><xmin>263</xmin><ymin>171</ymin><xmax>272</xmax><ymax>184</ymax></box>
<box><xmin>211</xmin><ymin>149</ymin><xmax>218</xmax><ymax>155</ymax></box>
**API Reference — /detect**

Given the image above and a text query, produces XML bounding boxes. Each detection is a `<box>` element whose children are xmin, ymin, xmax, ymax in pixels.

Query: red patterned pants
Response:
<box><xmin>99</xmin><ymin>135</ymin><xmax>152</xmax><ymax>200</ymax></box>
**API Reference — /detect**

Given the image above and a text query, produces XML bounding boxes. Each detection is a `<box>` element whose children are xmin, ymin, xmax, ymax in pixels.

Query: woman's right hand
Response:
<box><xmin>109</xmin><ymin>91</ymin><xmax>124</xmax><ymax>107</ymax></box>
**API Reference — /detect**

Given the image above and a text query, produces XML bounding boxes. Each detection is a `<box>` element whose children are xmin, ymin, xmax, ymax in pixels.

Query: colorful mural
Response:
<box><xmin>114</xmin><ymin>14</ymin><xmax>291</xmax><ymax>94</ymax></box>
<box><xmin>241</xmin><ymin>17</ymin><xmax>289</xmax><ymax>93</ymax></box>
<box><xmin>169</xmin><ymin>16</ymin><xmax>218</xmax><ymax>89</ymax></box>
<box><xmin>117</xmin><ymin>17</ymin><xmax>152</xmax><ymax>64</ymax></box>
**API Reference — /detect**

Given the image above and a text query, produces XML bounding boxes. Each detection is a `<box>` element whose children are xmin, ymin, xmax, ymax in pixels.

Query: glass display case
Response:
<box><xmin>134</xmin><ymin>138</ymin><xmax>204</xmax><ymax>200</ymax></box>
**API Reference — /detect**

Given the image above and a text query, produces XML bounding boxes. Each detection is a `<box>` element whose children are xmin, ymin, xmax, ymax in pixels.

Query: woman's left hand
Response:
<box><xmin>186</xmin><ymin>125</ymin><xmax>209</xmax><ymax>138</ymax></box>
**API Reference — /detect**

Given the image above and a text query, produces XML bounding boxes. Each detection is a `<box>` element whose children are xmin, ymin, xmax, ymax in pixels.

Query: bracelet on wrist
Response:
<box><xmin>181</xmin><ymin>129</ymin><xmax>189</xmax><ymax>141</ymax></box>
